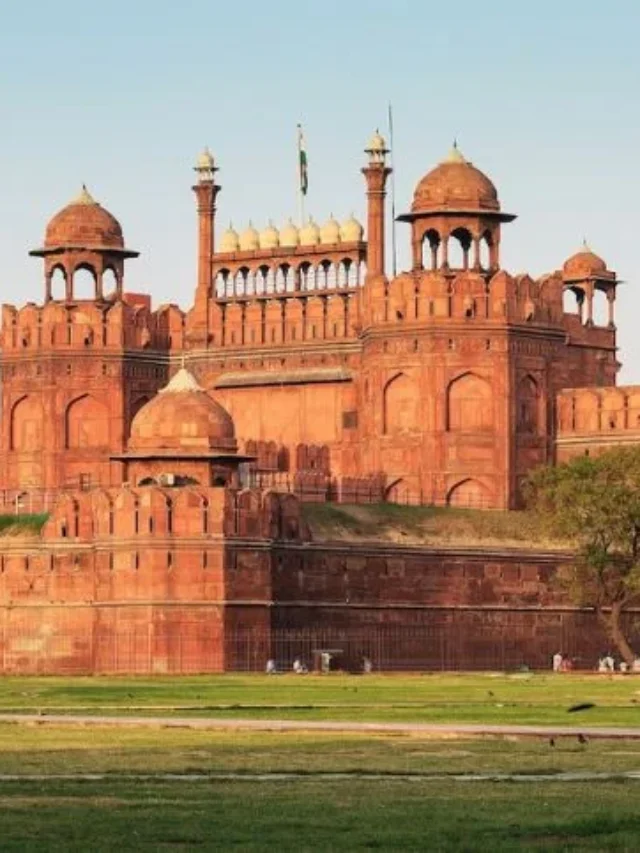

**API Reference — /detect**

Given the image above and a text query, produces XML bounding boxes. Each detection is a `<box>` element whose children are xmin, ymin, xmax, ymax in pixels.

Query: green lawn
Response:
<box><xmin>0</xmin><ymin>725</ymin><xmax>639</xmax><ymax>777</ymax></box>
<box><xmin>0</xmin><ymin>777</ymin><xmax>639</xmax><ymax>851</ymax></box>
<box><xmin>0</xmin><ymin>673</ymin><xmax>639</xmax><ymax>727</ymax></box>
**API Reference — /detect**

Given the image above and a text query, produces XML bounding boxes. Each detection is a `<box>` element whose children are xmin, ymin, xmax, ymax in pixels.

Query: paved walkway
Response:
<box><xmin>0</xmin><ymin>713</ymin><xmax>640</xmax><ymax>739</ymax></box>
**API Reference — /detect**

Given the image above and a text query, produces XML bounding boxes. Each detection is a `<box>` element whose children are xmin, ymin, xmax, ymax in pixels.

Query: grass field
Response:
<box><xmin>1</xmin><ymin>675</ymin><xmax>640</xmax><ymax>849</ymax></box>
<box><xmin>0</xmin><ymin>673</ymin><xmax>639</xmax><ymax>727</ymax></box>
<box><xmin>2</xmin><ymin>776</ymin><xmax>640</xmax><ymax>852</ymax></box>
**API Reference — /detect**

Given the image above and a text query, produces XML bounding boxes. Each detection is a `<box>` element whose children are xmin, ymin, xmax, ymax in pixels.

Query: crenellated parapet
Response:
<box><xmin>40</xmin><ymin>485</ymin><xmax>306</xmax><ymax>545</ymax></box>
<box><xmin>555</xmin><ymin>386</ymin><xmax>640</xmax><ymax>461</ymax></box>
<box><xmin>1</xmin><ymin>297</ymin><xmax>184</xmax><ymax>354</ymax></box>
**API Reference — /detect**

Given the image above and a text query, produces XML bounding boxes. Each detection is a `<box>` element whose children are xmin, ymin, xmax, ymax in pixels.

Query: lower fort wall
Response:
<box><xmin>0</xmin><ymin>536</ymin><xmax>631</xmax><ymax>673</ymax></box>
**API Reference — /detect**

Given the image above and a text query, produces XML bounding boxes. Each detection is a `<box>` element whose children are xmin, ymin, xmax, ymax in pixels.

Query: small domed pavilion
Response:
<box><xmin>30</xmin><ymin>186</ymin><xmax>138</xmax><ymax>302</ymax></box>
<box><xmin>113</xmin><ymin>367</ymin><xmax>254</xmax><ymax>488</ymax></box>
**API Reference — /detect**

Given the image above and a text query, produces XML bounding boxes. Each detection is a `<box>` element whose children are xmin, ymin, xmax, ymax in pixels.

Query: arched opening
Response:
<box><xmin>592</xmin><ymin>288</ymin><xmax>608</xmax><ymax>327</ymax></box>
<box><xmin>102</xmin><ymin>268</ymin><xmax>118</xmax><ymax>300</ymax></box>
<box><xmin>422</xmin><ymin>229</ymin><xmax>440</xmax><ymax>270</ymax></box>
<box><xmin>256</xmin><ymin>266</ymin><xmax>268</xmax><ymax>294</ymax></box>
<box><xmin>65</xmin><ymin>394</ymin><xmax>109</xmax><ymax>449</ymax></box>
<box><xmin>449</xmin><ymin>228</ymin><xmax>472</xmax><ymax>270</ymax></box>
<box><xmin>480</xmin><ymin>232</ymin><xmax>492</xmax><ymax>270</ymax></box>
<box><xmin>326</xmin><ymin>262</ymin><xmax>337</xmax><ymax>289</ymax></box>
<box><xmin>517</xmin><ymin>375</ymin><xmax>540</xmax><ymax>434</ymax></box>
<box><xmin>214</xmin><ymin>269</ymin><xmax>229</xmax><ymax>298</ymax></box>
<box><xmin>358</xmin><ymin>261</ymin><xmax>367</xmax><ymax>286</ymax></box>
<box><xmin>72</xmin><ymin>266</ymin><xmax>97</xmax><ymax>300</ymax></box>
<box><xmin>447</xmin><ymin>478</ymin><xmax>490</xmax><ymax>509</ymax></box>
<box><xmin>50</xmin><ymin>266</ymin><xmax>67</xmax><ymax>301</ymax></box>
<box><xmin>563</xmin><ymin>286</ymin><xmax>583</xmax><ymax>317</ymax></box>
<box><xmin>383</xmin><ymin>373</ymin><xmax>419</xmax><ymax>434</ymax></box>
<box><xmin>275</xmin><ymin>266</ymin><xmax>287</xmax><ymax>292</ymax></box>
<box><xmin>265</xmin><ymin>268</ymin><xmax>275</xmax><ymax>293</ymax></box>
<box><xmin>10</xmin><ymin>396</ymin><xmax>44</xmax><ymax>452</ymax></box>
<box><xmin>446</xmin><ymin>373</ymin><xmax>493</xmax><ymax>432</ymax></box>
<box><xmin>384</xmin><ymin>478</ymin><xmax>405</xmax><ymax>503</ymax></box>
<box><xmin>338</xmin><ymin>260</ymin><xmax>350</xmax><ymax>288</ymax></box>
<box><xmin>299</xmin><ymin>262</ymin><xmax>312</xmax><ymax>291</ymax></box>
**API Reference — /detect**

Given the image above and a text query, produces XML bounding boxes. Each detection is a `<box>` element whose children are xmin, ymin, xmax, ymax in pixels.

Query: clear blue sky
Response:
<box><xmin>2</xmin><ymin>1</ymin><xmax>639</xmax><ymax>377</ymax></box>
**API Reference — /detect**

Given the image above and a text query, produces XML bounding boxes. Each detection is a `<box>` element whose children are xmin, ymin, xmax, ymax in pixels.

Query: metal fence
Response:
<box><xmin>0</xmin><ymin>616</ymin><xmax>631</xmax><ymax>675</ymax></box>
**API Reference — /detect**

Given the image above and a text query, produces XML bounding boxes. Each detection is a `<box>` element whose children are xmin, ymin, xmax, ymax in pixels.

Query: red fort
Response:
<box><xmin>0</xmin><ymin>134</ymin><xmax>632</xmax><ymax>672</ymax></box>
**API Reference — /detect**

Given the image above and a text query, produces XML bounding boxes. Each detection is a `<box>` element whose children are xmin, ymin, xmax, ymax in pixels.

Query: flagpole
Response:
<box><xmin>388</xmin><ymin>103</ymin><xmax>398</xmax><ymax>278</ymax></box>
<box><xmin>297</xmin><ymin>123</ymin><xmax>308</xmax><ymax>227</ymax></box>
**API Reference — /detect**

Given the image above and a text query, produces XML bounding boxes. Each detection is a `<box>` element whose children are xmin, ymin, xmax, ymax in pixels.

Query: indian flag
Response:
<box><xmin>297</xmin><ymin>124</ymin><xmax>308</xmax><ymax>196</ymax></box>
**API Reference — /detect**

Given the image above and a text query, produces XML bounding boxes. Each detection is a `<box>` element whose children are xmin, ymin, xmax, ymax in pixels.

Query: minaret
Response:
<box><xmin>192</xmin><ymin>148</ymin><xmax>221</xmax><ymax>299</ymax></box>
<box><xmin>361</xmin><ymin>131</ymin><xmax>391</xmax><ymax>279</ymax></box>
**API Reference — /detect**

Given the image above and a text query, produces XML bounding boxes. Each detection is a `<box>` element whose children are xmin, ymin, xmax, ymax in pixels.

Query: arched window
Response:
<box><xmin>480</xmin><ymin>232</ymin><xmax>492</xmax><ymax>270</ymax></box>
<box><xmin>449</xmin><ymin>228</ymin><xmax>472</xmax><ymax>270</ymax></box>
<box><xmin>446</xmin><ymin>373</ymin><xmax>493</xmax><ymax>432</ymax></box>
<box><xmin>422</xmin><ymin>229</ymin><xmax>440</xmax><ymax>270</ymax></box>
<box><xmin>72</xmin><ymin>266</ymin><xmax>97</xmax><ymax>300</ymax></box>
<box><xmin>102</xmin><ymin>268</ymin><xmax>118</xmax><ymax>299</ymax></box>
<box><xmin>50</xmin><ymin>266</ymin><xmax>66</xmax><ymax>300</ymax></box>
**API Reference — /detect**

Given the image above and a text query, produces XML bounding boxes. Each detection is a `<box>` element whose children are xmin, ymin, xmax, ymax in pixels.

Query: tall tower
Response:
<box><xmin>192</xmin><ymin>149</ymin><xmax>221</xmax><ymax>302</ymax></box>
<box><xmin>361</xmin><ymin>131</ymin><xmax>391</xmax><ymax>279</ymax></box>
<box><xmin>1</xmin><ymin>190</ymin><xmax>167</xmax><ymax>495</ymax></box>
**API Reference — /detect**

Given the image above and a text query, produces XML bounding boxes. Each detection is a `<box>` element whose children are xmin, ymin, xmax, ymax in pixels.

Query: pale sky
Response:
<box><xmin>2</xmin><ymin>0</ymin><xmax>639</xmax><ymax>378</ymax></box>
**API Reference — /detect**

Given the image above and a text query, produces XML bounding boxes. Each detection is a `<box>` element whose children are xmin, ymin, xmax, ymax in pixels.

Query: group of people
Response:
<box><xmin>265</xmin><ymin>654</ymin><xmax>373</xmax><ymax>674</ymax></box>
<box><xmin>552</xmin><ymin>650</ymin><xmax>640</xmax><ymax>673</ymax></box>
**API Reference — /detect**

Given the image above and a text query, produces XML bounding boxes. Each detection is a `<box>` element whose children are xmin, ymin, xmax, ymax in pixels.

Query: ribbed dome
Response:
<box><xmin>128</xmin><ymin>368</ymin><xmax>236</xmax><ymax>454</ymax></box>
<box><xmin>259</xmin><ymin>221</ymin><xmax>280</xmax><ymax>250</ymax></box>
<box><xmin>196</xmin><ymin>147</ymin><xmax>215</xmax><ymax>171</ymax></box>
<box><xmin>563</xmin><ymin>242</ymin><xmax>608</xmax><ymax>279</ymax></box>
<box><xmin>412</xmin><ymin>144</ymin><xmax>499</xmax><ymax>214</ymax></box>
<box><xmin>239</xmin><ymin>222</ymin><xmax>260</xmax><ymax>251</ymax></box>
<box><xmin>366</xmin><ymin>130</ymin><xmax>387</xmax><ymax>153</ymax></box>
<box><xmin>280</xmin><ymin>218</ymin><xmax>300</xmax><ymax>248</ymax></box>
<box><xmin>45</xmin><ymin>186</ymin><xmax>124</xmax><ymax>250</ymax></box>
<box><xmin>320</xmin><ymin>214</ymin><xmax>341</xmax><ymax>245</ymax></box>
<box><xmin>219</xmin><ymin>223</ymin><xmax>240</xmax><ymax>253</ymax></box>
<box><xmin>340</xmin><ymin>214</ymin><xmax>364</xmax><ymax>242</ymax></box>
<box><xmin>299</xmin><ymin>218</ymin><xmax>320</xmax><ymax>246</ymax></box>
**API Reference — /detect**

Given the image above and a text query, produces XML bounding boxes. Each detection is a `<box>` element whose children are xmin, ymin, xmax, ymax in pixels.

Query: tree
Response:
<box><xmin>525</xmin><ymin>447</ymin><xmax>640</xmax><ymax>663</ymax></box>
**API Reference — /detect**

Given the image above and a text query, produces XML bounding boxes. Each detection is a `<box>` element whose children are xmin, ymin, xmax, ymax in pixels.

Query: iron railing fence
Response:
<box><xmin>0</xmin><ymin>617</ymin><xmax>633</xmax><ymax>675</ymax></box>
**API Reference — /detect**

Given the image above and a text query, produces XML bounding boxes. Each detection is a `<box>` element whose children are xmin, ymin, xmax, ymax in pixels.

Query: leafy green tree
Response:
<box><xmin>526</xmin><ymin>447</ymin><xmax>640</xmax><ymax>663</ymax></box>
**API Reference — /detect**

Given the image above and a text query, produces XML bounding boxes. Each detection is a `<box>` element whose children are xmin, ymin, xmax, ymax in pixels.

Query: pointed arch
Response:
<box><xmin>446</xmin><ymin>372</ymin><xmax>493</xmax><ymax>432</ymax></box>
<box><xmin>10</xmin><ymin>395</ymin><xmax>44</xmax><ymax>452</ymax></box>
<box><xmin>65</xmin><ymin>394</ymin><xmax>109</xmax><ymax>449</ymax></box>
<box><xmin>447</xmin><ymin>478</ymin><xmax>491</xmax><ymax>509</ymax></box>
<box><xmin>517</xmin><ymin>374</ymin><xmax>540</xmax><ymax>434</ymax></box>
<box><xmin>383</xmin><ymin>372</ymin><xmax>419</xmax><ymax>435</ymax></box>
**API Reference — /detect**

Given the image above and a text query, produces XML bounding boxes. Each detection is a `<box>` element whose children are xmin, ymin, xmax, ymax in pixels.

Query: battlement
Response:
<box><xmin>1</xmin><ymin>299</ymin><xmax>185</xmax><ymax>354</ymax></box>
<box><xmin>40</xmin><ymin>485</ymin><xmax>305</xmax><ymax>544</ymax></box>
<box><xmin>557</xmin><ymin>386</ymin><xmax>640</xmax><ymax>435</ymax></box>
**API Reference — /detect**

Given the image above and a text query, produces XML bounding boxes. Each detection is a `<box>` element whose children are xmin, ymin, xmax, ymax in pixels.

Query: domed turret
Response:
<box><xmin>44</xmin><ymin>186</ymin><xmax>125</xmax><ymax>250</ymax></box>
<box><xmin>563</xmin><ymin>242</ymin><xmax>609</xmax><ymax>280</ymax></box>
<box><xmin>299</xmin><ymin>217</ymin><xmax>320</xmax><ymax>246</ymax></box>
<box><xmin>320</xmin><ymin>214</ymin><xmax>341</xmax><ymax>245</ymax></box>
<box><xmin>340</xmin><ymin>214</ymin><xmax>364</xmax><ymax>243</ymax></box>
<box><xmin>239</xmin><ymin>222</ymin><xmax>260</xmax><ymax>251</ymax></box>
<box><xmin>259</xmin><ymin>221</ymin><xmax>280</xmax><ymax>250</ymax></box>
<box><xmin>31</xmin><ymin>186</ymin><xmax>138</xmax><ymax>303</ymax></box>
<box><xmin>219</xmin><ymin>223</ymin><xmax>240</xmax><ymax>253</ymax></box>
<box><xmin>128</xmin><ymin>367</ymin><xmax>236</xmax><ymax>454</ymax></box>
<box><xmin>411</xmin><ymin>143</ymin><xmax>500</xmax><ymax>214</ymax></box>
<box><xmin>280</xmin><ymin>218</ymin><xmax>300</xmax><ymax>248</ymax></box>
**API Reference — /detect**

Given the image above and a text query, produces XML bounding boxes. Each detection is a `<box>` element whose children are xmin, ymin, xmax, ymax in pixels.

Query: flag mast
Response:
<box><xmin>297</xmin><ymin>124</ymin><xmax>308</xmax><ymax>226</ymax></box>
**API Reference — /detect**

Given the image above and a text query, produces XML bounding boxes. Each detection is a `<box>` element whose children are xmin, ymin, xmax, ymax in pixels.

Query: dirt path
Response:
<box><xmin>0</xmin><ymin>713</ymin><xmax>639</xmax><ymax>739</ymax></box>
